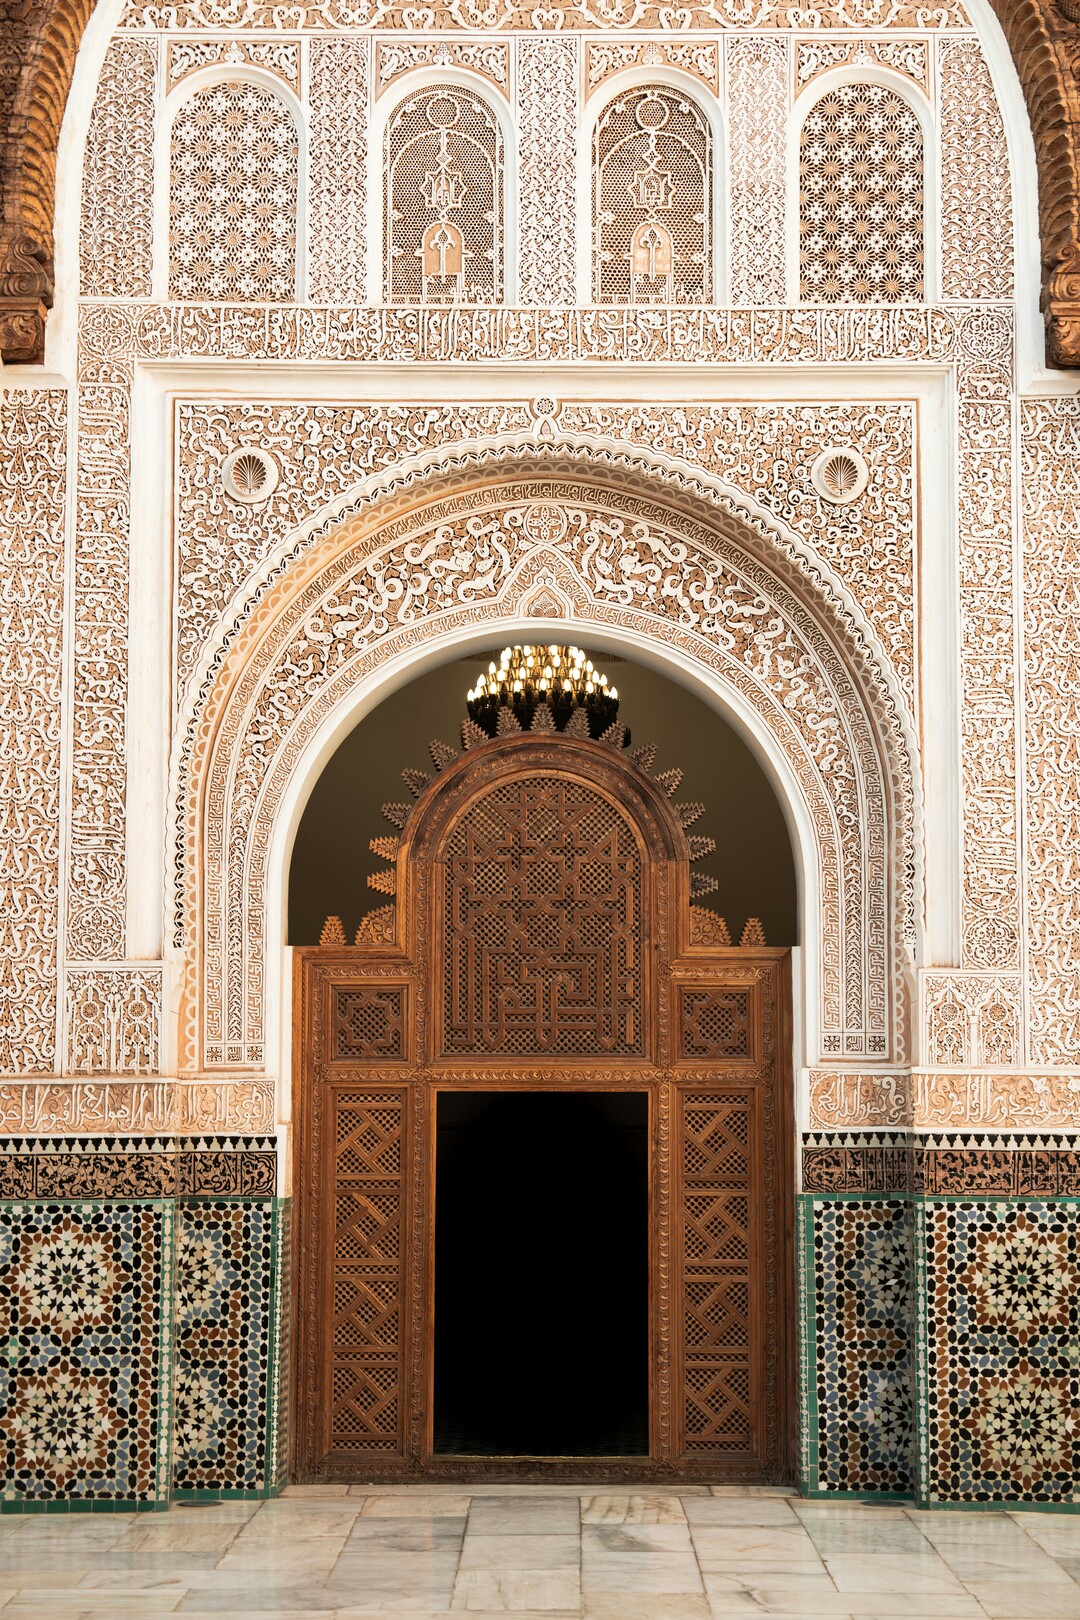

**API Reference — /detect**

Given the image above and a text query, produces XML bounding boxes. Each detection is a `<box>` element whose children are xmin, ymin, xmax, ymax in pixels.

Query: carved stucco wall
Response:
<box><xmin>0</xmin><ymin>2</ymin><xmax>1071</xmax><ymax>1144</ymax></box>
<box><xmin>6</xmin><ymin>0</ymin><xmax>1080</xmax><ymax>1519</ymax></box>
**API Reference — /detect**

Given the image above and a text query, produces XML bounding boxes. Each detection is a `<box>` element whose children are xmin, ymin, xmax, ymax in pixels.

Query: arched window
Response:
<box><xmin>384</xmin><ymin>84</ymin><xmax>504</xmax><ymax>305</ymax></box>
<box><xmin>799</xmin><ymin>81</ymin><xmax>924</xmax><ymax>303</ymax></box>
<box><xmin>593</xmin><ymin>84</ymin><xmax>712</xmax><ymax>305</ymax></box>
<box><xmin>169</xmin><ymin>79</ymin><xmax>299</xmax><ymax>302</ymax></box>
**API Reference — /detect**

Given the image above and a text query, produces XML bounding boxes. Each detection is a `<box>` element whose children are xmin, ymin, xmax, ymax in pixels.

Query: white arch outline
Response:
<box><xmin>155</xmin><ymin>65</ymin><xmax>308</xmax><ymax>304</ymax></box>
<box><xmin>789</xmin><ymin>66</ymin><xmax>939</xmax><ymax>306</ymax></box>
<box><xmin>368</xmin><ymin>67</ymin><xmax>518</xmax><ymax>306</ymax></box>
<box><xmin>577</xmin><ymin>67</ymin><xmax>727</xmax><ymax>307</ymax></box>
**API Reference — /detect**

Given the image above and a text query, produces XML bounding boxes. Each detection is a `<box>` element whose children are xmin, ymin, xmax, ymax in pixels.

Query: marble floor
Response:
<box><xmin>1</xmin><ymin>1486</ymin><xmax>1080</xmax><ymax>1620</ymax></box>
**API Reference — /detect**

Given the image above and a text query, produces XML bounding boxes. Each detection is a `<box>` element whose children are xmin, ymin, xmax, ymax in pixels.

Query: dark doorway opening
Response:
<box><xmin>433</xmin><ymin>1091</ymin><xmax>649</xmax><ymax>1457</ymax></box>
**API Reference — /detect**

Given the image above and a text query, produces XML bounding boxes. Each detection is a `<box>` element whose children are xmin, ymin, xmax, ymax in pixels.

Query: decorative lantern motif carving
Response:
<box><xmin>384</xmin><ymin>85</ymin><xmax>503</xmax><ymax>304</ymax></box>
<box><xmin>593</xmin><ymin>85</ymin><xmax>712</xmax><ymax>305</ymax></box>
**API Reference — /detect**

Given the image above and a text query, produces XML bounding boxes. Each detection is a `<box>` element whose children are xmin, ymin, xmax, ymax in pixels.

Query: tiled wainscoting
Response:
<box><xmin>801</xmin><ymin>1132</ymin><xmax>1080</xmax><ymax>1508</ymax></box>
<box><xmin>4</xmin><ymin>1130</ymin><xmax>1080</xmax><ymax>1511</ymax></box>
<box><xmin>0</xmin><ymin>1137</ymin><xmax>287</xmax><ymax>1511</ymax></box>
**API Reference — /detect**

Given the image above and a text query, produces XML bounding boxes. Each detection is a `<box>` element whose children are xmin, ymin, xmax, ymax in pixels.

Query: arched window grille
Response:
<box><xmin>799</xmin><ymin>81</ymin><xmax>924</xmax><ymax>303</ymax></box>
<box><xmin>384</xmin><ymin>84</ymin><xmax>504</xmax><ymax>305</ymax></box>
<box><xmin>169</xmin><ymin>79</ymin><xmax>299</xmax><ymax>302</ymax></box>
<box><xmin>592</xmin><ymin>84</ymin><xmax>712</xmax><ymax>305</ymax></box>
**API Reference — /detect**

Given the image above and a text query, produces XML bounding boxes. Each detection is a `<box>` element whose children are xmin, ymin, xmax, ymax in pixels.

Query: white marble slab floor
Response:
<box><xmin>0</xmin><ymin>1488</ymin><xmax>1078</xmax><ymax>1619</ymax></box>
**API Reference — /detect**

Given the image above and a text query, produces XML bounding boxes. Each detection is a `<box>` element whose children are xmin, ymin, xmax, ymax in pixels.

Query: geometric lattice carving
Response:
<box><xmin>333</xmin><ymin>987</ymin><xmax>405</xmax><ymax>1062</ymax></box>
<box><xmin>440</xmin><ymin>775</ymin><xmax>643</xmax><ymax>1057</ymax></box>
<box><xmin>679</xmin><ymin>1091</ymin><xmax>753</xmax><ymax>1452</ymax></box>
<box><xmin>681</xmin><ymin>990</ymin><xmax>751</xmax><ymax>1060</ymax></box>
<box><xmin>384</xmin><ymin>84</ymin><xmax>503</xmax><ymax>304</ymax></box>
<box><xmin>593</xmin><ymin>84</ymin><xmax>712</xmax><ymax>304</ymax></box>
<box><xmin>800</xmin><ymin>82</ymin><xmax>924</xmax><ymax>303</ymax></box>
<box><xmin>169</xmin><ymin>80</ymin><xmax>299</xmax><ymax>301</ymax></box>
<box><xmin>329</xmin><ymin>1089</ymin><xmax>405</xmax><ymax>1453</ymax></box>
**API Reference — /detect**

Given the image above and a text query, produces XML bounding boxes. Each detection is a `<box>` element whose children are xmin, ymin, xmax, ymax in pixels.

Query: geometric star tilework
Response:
<box><xmin>920</xmin><ymin>1200</ymin><xmax>1080</xmax><ymax>1504</ymax></box>
<box><xmin>807</xmin><ymin>1199</ymin><xmax>914</xmax><ymax>1494</ymax></box>
<box><xmin>0</xmin><ymin>1203</ymin><xmax>171</xmax><ymax>1505</ymax></box>
<box><xmin>172</xmin><ymin>1202</ymin><xmax>277</xmax><ymax>1493</ymax></box>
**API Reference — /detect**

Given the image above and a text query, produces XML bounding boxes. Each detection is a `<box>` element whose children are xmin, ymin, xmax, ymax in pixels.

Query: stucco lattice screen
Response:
<box><xmin>593</xmin><ymin>85</ymin><xmax>712</xmax><ymax>305</ymax></box>
<box><xmin>799</xmin><ymin>82</ymin><xmax>924</xmax><ymax>303</ymax></box>
<box><xmin>169</xmin><ymin>79</ymin><xmax>299</xmax><ymax>302</ymax></box>
<box><xmin>384</xmin><ymin>85</ymin><xmax>504</xmax><ymax>305</ymax></box>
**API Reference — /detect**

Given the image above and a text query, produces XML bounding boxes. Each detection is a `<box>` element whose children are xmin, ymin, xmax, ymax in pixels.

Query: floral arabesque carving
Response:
<box><xmin>0</xmin><ymin>391</ymin><xmax>67</xmax><ymax>1075</ymax></box>
<box><xmin>517</xmin><ymin>38</ymin><xmax>577</xmax><ymax>308</ymax></box>
<box><xmin>308</xmin><ymin>37</ymin><xmax>368</xmax><ymax>304</ymax></box>
<box><xmin>172</xmin><ymin>401</ymin><xmax>914</xmax><ymax>711</ymax></box>
<box><xmin>79</xmin><ymin>38</ymin><xmax>155</xmax><ymax>298</ymax></box>
<box><xmin>68</xmin><ymin>364</ymin><xmax>131</xmax><ymax>964</ymax></box>
<box><xmin>65</xmin><ymin>966</ymin><xmax>163</xmax><ymax>1075</ymax></box>
<box><xmin>921</xmin><ymin>972</ymin><xmax>1022</xmax><ymax>1068</ymax></box>
<box><xmin>172</xmin><ymin>454</ymin><xmax>917</xmax><ymax>1077</ymax></box>
<box><xmin>727</xmin><ymin>36</ymin><xmax>787</xmax><ymax>305</ymax></box>
<box><xmin>1020</xmin><ymin>398</ymin><xmax>1080</xmax><ymax>1067</ymax></box>
<box><xmin>939</xmin><ymin>40</ymin><xmax>1014</xmax><ymax>300</ymax></box>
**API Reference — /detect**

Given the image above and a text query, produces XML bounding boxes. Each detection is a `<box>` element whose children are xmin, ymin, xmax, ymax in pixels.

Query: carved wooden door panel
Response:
<box><xmin>294</xmin><ymin>734</ymin><xmax>793</xmax><ymax>1482</ymax></box>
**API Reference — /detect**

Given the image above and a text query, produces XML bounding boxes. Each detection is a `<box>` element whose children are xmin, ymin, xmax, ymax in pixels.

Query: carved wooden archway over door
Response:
<box><xmin>294</xmin><ymin>732</ymin><xmax>794</xmax><ymax>1481</ymax></box>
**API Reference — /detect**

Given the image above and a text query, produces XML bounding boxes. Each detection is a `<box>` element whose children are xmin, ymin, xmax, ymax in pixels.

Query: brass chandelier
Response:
<box><xmin>466</xmin><ymin>645</ymin><xmax>627</xmax><ymax>742</ymax></box>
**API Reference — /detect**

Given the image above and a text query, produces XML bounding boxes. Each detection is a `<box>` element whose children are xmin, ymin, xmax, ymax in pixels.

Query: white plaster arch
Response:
<box><xmin>155</xmin><ymin>66</ymin><xmax>309</xmax><ymax>304</ymax></box>
<box><xmin>577</xmin><ymin>67</ymin><xmax>726</xmax><ymax>306</ymax></box>
<box><xmin>263</xmin><ymin>617</ymin><xmax>821</xmax><ymax>1130</ymax></box>
<box><xmin>789</xmin><ymin>66</ymin><xmax>939</xmax><ymax>306</ymax></box>
<box><xmin>368</xmin><ymin>67</ymin><xmax>518</xmax><ymax>305</ymax></box>
<box><xmin>166</xmin><ymin>447</ymin><xmax>919</xmax><ymax>1096</ymax></box>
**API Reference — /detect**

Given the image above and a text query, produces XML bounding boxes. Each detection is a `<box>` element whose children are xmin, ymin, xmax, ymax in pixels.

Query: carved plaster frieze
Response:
<box><xmin>0</xmin><ymin>1079</ymin><xmax>275</xmax><ymax>1134</ymax></box>
<box><xmin>808</xmin><ymin>1068</ymin><xmax>1080</xmax><ymax>1130</ymax></box>
<box><xmin>920</xmin><ymin>971</ymin><xmax>1023</xmax><ymax>1068</ymax></box>
<box><xmin>171</xmin><ymin>460</ymin><xmax>916</xmax><ymax>1078</ymax></box>
<box><xmin>77</xmin><ymin>301</ymin><xmax>981</xmax><ymax>371</ymax></box>
<box><xmin>174</xmin><ymin>400</ymin><xmax>914</xmax><ymax>711</ymax></box>
<box><xmin>0</xmin><ymin>391</ymin><xmax>67</xmax><ymax>1076</ymax></box>
<box><xmin>115</xmin><ymin>0</ymin><xmax>971</xmax><ymax>26</ymax></box>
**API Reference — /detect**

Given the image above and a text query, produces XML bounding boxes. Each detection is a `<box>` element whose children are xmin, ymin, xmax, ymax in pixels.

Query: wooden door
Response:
<box><xmin>293</xmin><ymin>734</ymin><xmax>793</xmax><ymax>1482</ymax></box>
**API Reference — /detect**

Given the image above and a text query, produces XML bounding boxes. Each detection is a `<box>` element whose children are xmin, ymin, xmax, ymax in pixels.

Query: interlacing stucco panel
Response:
<box><xmin>7</xmin><ymin>0</ymin><xmax>1080</xmax><ymax>1514</ymax></box>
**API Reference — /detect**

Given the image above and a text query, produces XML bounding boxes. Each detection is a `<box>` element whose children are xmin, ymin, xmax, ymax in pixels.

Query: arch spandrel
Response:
<box><xmin>172</xmin><ymin>456</ymin><xmax>918</xmax><ymax>1082</ymax></box>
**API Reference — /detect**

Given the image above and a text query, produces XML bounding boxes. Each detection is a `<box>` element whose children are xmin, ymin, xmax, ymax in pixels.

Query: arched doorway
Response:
<box><xmin>292</xmin><ymin>689</ymin><xmax>795</xmax><ymax>1482</ymax></box>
